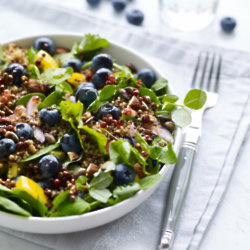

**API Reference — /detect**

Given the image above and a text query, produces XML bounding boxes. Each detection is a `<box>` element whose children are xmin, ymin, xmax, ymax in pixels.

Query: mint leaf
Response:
<box><xmin>113</xmin><ymin>183</ymin><xmax>140</xmax><ymax>201</ymax></box>
<box><xmin>172</xmin><ymin>108</ymin><xmax>192</xmax><ymax>127</ymax></box>
<box><xmin>15</xmin><ymin>93</ymin><xmax>45</xmax><ymax>107</ymax></box>
<box><xmin>184</xmin><ymin>89</ymin><xmax>207</xmax><ymax>110</ymax></box>
<box><xmin>40</xmin><ymin>67</ymin><xmax>73</xmax><ymax>86</ymax></box>
<box><xmin>139</xmin><ymin>174</ymin><xmax>162</xmax><ymax>190</ymax></box>
<box><xmin>26</xmin><ymin>47</ymin><xmax>38</xmax><ymax>64</ymax></box>
<box><xmin>27</xmin><ymin>64</ymin><xmax>41</xmax><ymax>79</ymax></box>
<box><xmin>99</xmin><ymin>85</ymin><xmax>118</xmax><ymax>101</ymax></box>
<box><xmin>158</xmin><ymin>142</ymin><xmax>178</xmax><ymax>165</ymax></box>
<box><xmin>89</xmin><ymin>172</ymin><xmax>113</xmax><ymax>189</ymax></box>
<box><xmin>89</xmin><ymin>188</ymin><xmax>111</xmax><ymax>203</ymax></box>
<box><xmin>135</xmin><ymin>130</ymin><xmax>150</xmax><ymax>153</ymax></box>
<box><xmin>38</xmin><ymin>91</ymin><xmax>64</xmax><ymax>109</ymax></box>
<box><xmin>20</xmin><ymin>139</ymin><xmax>61</xmax><ymax>162</ymax></box>
<box><xmin>80</xmin><ymin>125</ymin><xmax>107</xmax><ymax>154</ymax></box>
<box><xmin>139</xmin><ymin>88</ymin><xmax>159</xmax><ymax>103</ymax></box>
<box><xmin>151</xmin><ymin>78</ymin><xmax>168</xmax><ymax>93</ymax></box>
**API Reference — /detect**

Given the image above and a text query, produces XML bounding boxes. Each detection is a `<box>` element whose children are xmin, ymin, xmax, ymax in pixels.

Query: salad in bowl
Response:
<box><xmin>0</xmin><ymin>34</ymin><xmax>205</xmax><ymax>232</ymax></box>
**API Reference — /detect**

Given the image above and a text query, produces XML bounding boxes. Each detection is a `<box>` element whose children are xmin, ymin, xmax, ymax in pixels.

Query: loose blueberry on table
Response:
<box><xmin>220</xmin><ymin>17</ymin><xmax>237</xmax><ymax>33</ymax></box>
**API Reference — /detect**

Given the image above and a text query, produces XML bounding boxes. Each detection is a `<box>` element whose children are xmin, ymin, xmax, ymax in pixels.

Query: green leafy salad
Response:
<box><xmin>0</xmin><ymin>34</ymin><xmax>206</xmax><ymax>217</ymax></box>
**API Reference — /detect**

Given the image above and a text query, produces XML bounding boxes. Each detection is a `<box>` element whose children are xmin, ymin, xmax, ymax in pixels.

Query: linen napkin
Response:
<box><xmin>0</xmin><ymin>1</ymin><xmax>250</xmax><ymax>249</ymax></box>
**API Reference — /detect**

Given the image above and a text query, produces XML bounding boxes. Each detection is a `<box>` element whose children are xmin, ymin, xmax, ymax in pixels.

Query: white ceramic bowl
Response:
<box><xmin>0</xmin><ymin>34</ymin><xmax>181</xmax><ymax>234</ymax></box>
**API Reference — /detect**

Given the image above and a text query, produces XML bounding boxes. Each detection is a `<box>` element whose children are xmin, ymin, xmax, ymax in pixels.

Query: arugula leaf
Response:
<box><xmin>15</xmin><ymin>93</ymin><xmax>45</xmax><ymax>107</ymax></box>
<box><xmin>40</xmin><ymin>67</ymin><xmax>73</xmax><ymax>86</ymax></box>
<box><xmin>139</xmin><ymin>88</ymin><xmax>159</xmax><ymax>103</ymax></box>
<box><xmin>135</xmin><ymin>130</ymin><xmax>150</xmax><ymax>153</ymax></box>
<box><xmin>184</xmin><ymin>89</ymin><xmax>207</xmax><ymax>110</ymax></box>
<box><xmin>139</xmin><ymin>174</ymin><xmax>162</xmax><ymax>190</ymax></box>
<box><xmin>0</xmin><ymin>196</ymin><xmax>31</xmax><ymax>217</ymax></box>
<box><xmin>38</xmin><ymin>91</ymin><xmax>64</xmax><ymax>110</ymax></box>
<box><xmin>151</xmin><ymin>78</ymin><xmax>168</xmax><ymax>94</ymax></box>
<box><xmin>99</xmin><ymin>85</ymin><xmax>118</xmax><ymax>101</ymax></box>
<box><xmin>50</xmin><ymin>196</ymin><xmax>90</xmax><ymax>217</ymax></box>
<box><xmin>89</xmin><ymin>188</ymin><xmax>112</xmax><ymax>203</ymax></box>
<box><xmin>80</xmin><ymin>125</ymin><xmax>107</xmax><ymax>154</ymax></box>
<box><xmin>76</xmin><ymin>175</ymin><xmax>88</xmax><ymax>190</ymax></box>
<box><xmin>172</xmin><ymin>108</ymin><xmax>192</xmax><ymax>127</ymax></box>
<box><xmin>89</xmin><ymin>172</ymin><xmax>113</xmax><ymax>189</ymax></box>
<box><xmin>113</xmin><ymin>183</ymin><xmax>140</xmax><ymax>201</ymax></box>
<box><xmin>158</xmin><ymin>142</ymin><xmax>178</xmax><ymax>165</ymax></box>
<box><xmin>26</xmin><ymin>47</ymin><xmax>38</xmax><ymax>64</ymax></box>
<box><xmin>20</xmin><ymin>139</ymin><xmax>61</xmax><ymax>162</ymax></box>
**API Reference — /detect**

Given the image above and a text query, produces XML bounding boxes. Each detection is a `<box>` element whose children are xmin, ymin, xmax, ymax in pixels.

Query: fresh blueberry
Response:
<box><xmin>126</xmin><ymin>9</ymin><xmax>144</xmax><ymax>25</ymax></box>
<box><xmin>0</xmin><ymin>138</ymin><xmax>16</xmax><ymax>159</ymax></box>
<box><xmin>96</xmin><ymin>103</ymin><xmax>121</xmax><ymax>120</ymax></box>
<box><xmin>15</xmin><ymin>123</ymin><xmax>34</xmax><ymax>139</ymax></box>
<box><xmin>92</xmin><ymin>53</ymin><xmax>113</xmax><ymax>71</ymax></box>
<box><xmin>38</xmin><ymin>155</ymin><xmax>61</xmax><ymax>179</ymax></box>
<box><xmin>113</xmin><ymin>163</ymin><xmax>135</xmax><ymax>186</ymax></box>
<box><xmin>62</xmin><ymin>58</ymin><xmax>82</xmax><ymax>72</ymax></box>
<box><xmin>39</xmin><ymin>108</ymin><xmax>61</xmax><ymax>126</ymax></box>
<box><xmin>61</xmin><ymin>133</ymin><xmax>83</xmax><ymax>155</ymax></box>
<box><xmin>86</xmin><ymin>0</ymin><xmax>101</xmax><ymax>7</ymax></box>
<box><xmin>79</xmin><ymin>82</ymin><xmax>96</xmax><ymax>89</ymax></box>
<box><xmin>123</xmin><ymin>137</ymin><xmax>134</xmax><ymax>146</ymax></box>
<box><xmin>37</xmin><ymin>179</ymin><xmax>54</xmax><ymax>189</ymax></box>
<box><xmin>112</xmin><ymin>0</ymin><xmax>127</xmax><ymax>12</ymax></box>
<box><xmin>33</xmin><ymin>37</ymin><xmax>55</xmax><ymax>55</ymax></box>
<box><xmin>75</xmin><ymin>84</ymin><xmax>99</xmax><ymax>108</ymax></box>
<box><xmin>93</xmin><ymin>68</ymin><xmax>113</xmax><ymax>89</ymax></box>
<box><xmin>220</xmin><ymin>17</ymin><xmax>237</xmax><ymax>33</ymax></box>
<box><xmin>137</xmin><ymin>68</ymin><xmax>156</xmax><ymax>88</ymax></box>
<box><xmin>7</xmin><ymin>63</ymin><xmax>27</xmax><ymax>85</ymax></box>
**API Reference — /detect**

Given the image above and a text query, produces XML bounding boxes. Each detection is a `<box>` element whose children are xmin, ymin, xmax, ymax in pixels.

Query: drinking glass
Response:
<box><xmin>159</xmin><ymin>0</ymin><xmax>219</xmax><ymax>31</ymax></box>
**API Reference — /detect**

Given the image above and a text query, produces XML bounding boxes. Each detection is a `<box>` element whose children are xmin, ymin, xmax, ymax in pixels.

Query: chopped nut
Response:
<box><xmin>55</xmin><ymin>47</ymin><xmax>70</xmax><ymax>54</ymax></box>
<box><xmin>86</xmin><ymin>163</ymin><xmax>99</xmax><ymax>177</ymax></box>
<box><xmin>27</xmin><ymin>79</ymin><xmax>44</xmax><ymax>93</ymax></box>
<box><xmin>67</xmin><ymin>152</ymin><xmax>79</xmax><ymax>161</ymax></box>
<box><xmin>134</xmin><ymin>163</ymin><xmax>146</xmax><ymax>178</ymax></box>
<box><xmin>128</xmin><ymin>96</ymin><xmax>141</xmax><ymax>110</ymax></box>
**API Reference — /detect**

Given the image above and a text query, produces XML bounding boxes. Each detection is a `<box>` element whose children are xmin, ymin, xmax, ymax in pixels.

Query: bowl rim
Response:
<box><xmin>0</xmin><ymin>33</ymin><xmax>181</xmax><ymax>223</ymax></box>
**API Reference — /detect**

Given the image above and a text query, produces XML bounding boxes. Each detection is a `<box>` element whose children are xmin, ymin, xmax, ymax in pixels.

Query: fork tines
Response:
<box><xmin>191</xmin><ymin>52</ymin><xmax>222</xmax><ymax>92</ymax></box>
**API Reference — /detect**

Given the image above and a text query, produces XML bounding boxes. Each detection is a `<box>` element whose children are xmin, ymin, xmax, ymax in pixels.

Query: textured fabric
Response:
<box><xmin>0</xmin><ymin>0</ymin><xmax>250</xmax><ymax>249</ymax></box>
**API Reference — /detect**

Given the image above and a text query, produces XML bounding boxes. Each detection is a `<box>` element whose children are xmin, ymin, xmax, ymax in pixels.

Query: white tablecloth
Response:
<box><xmin>0</xmin><ymin>0</ymin><xmax>250</xmax><ymax>249</ymax></box>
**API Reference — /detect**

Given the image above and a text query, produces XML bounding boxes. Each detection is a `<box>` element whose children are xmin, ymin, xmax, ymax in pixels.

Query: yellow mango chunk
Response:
<box><xmin>67</xmin><ymin>72</ymin><xmax>86</xmax><ymax>87</ymax></box>
<box><xmin>16</xmin><ymin>176</ymin><xmax>47</xmax><ymax>204</ymax></box>
<box><xmin>35</xmin><ymin>50</ymin><xmax>58</xmax><ymax>70</ymax></box>
<box><xmin>134</xmin><ymin>174</ymin><xmax>140</xmax><ymax>183</ymax></box>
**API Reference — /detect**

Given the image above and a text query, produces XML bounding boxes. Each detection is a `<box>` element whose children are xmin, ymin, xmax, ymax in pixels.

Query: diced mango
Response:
<box><xmin>7</xmin><ymin>163</ymin><xmax>19</xmax><ymax>179</ymax></box>
<box><xmin>16</xmin><ymin>176</ymin><xmax>47</xmax><ymax>204</ymax></box>
<box><xmin>67</xmin><ymin>72</ymin><xmax>85</xmax><ymax>87</ymax></box>
<box><xmin>134</xmin><ymin>174</ymin><xmax>140</xmax><ymax>182</ymax></box>
<box><xmin>34</xmin><ymin>50</ymin><xmax>58</xmax><ymax>70</ymax></box>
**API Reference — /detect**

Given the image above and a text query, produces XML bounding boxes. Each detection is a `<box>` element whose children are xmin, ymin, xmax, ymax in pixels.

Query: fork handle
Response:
<box><xmin>158</xmin><ymin>143</ymin><xmax>197</xmax><ymax>249</ymax></box>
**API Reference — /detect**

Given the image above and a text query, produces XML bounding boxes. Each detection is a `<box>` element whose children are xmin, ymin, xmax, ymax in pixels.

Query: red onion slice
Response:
<box><xmin>26</xmin><ymin>96</ymin><xmax>41</xmax><ymax>117</ymax></box>
<box><xmin>34</xmin><ymin>127</ymin><xmax>45</xmax><ymax>143</ymax></box>
<box><xmin>152</xmin><ymin>127</ymin><xmax>174</xmax><ymax>143</ymax></box>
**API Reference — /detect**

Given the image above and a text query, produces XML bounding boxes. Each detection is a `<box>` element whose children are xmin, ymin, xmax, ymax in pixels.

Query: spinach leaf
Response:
<box><xmin>20</xmin><ymin>139</ymin><xmax>61</xmax><ymax>162</ymax></box>
<box><xmin>99</xmin><ymin>85</ymin><xmax>118</xmax><ymax>101</ymax></box>
<box><xmin>89</xmin><ymin>188</ymin><xmax>111</xmax><ymax>203</ymax></box>
<box><xmin>113</xmin><ymin>183</ymin><xmax>140</xmax><ymax>201</ymax></box>
<box><xmin>40</xmin><ymin>67</ymin><xmax>73</xmax><ymax>86</ymax></box>
<box><xmin>80</xmin><ymin>125</ymin><xmax>107</xmax><ymax>154</ymax></box>
<box><xmin>89</xmin><ymin>172</ymin><xmax>113</xmax><ymax>189</ymax></box>
<box><xmin>184</xmin><ymin>89</ymin><xmax>207</xmax><ymax>110</ymax></box>
<box><xmin>139</xmin><ymin>174</ymin><xmax>162</xmax><ymax>190</ymax></box>
<box><xmin>139</xmin><ymin>88</ymin><xmax>159</xmax><ymax>103</ymax></box>
<box><xmin>0</xmin><ymin>196</ymin><xmax>31</xmax><ymax>217</ymax></box>
<box><xmin>26</xmin><ymin>47</ymin><xmax>38</xmax><ymax>64</ymax></box>
<box><xmin>135</xmin><ymin>130</ymin><xmax>150</xmax><ymax>153</ymax></box>
<box><xmin>15</xmin><ymin>93</ymin><xmax>46</xmax><ymax>107</ymax></box>
<box><xmin>151</xmin><ymin>78</ymin><xmax>168</xmax><ymax>93</ymax></box>
<box><xmin>172</xmin><ymin>108</ymin><xmax>192</xmax><ymax>127</ymax></box>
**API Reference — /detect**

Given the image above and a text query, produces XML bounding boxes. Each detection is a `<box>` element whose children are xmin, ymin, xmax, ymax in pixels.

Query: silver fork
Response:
<box><xmin>158</xmin><ymin>53</ymin><xmax>222</xmax><ymax>250</ymax></box>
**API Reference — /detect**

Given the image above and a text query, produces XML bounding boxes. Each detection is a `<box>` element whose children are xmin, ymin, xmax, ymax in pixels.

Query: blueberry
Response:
<box><xmin>33</xmin><ymin>37</ymin><xmax>55</xmax><ymax>55</ymax></box>
<box><xmin>7</xmin><ymin>63</ymin><xmax>27</xmax><ymax>85</ymax></box>
<box><xmin>123</xmin><ymin>137</ymin><xmax>134</xmax><ymax>146</ymax></box>
<box><xmin>126</xmin><ymin>9</ymin><xmax>144</xmax><ymax>26</ymax></box>
<box><xmin>86</xmin><ymin>0</ymin><xmax>101</xmax><ymax>7</ymax></box>
<box><xmin>38</xmin><ymin>155</ymin><xmax>61</xmax><ymax>179</ymax></box>
<box><xmin>220</xmin><ymin>17</ymin><xmax>236</xmax><ymax>33</ymax></box>
<box><xmin>137</xmin><ymin>68</ymin><xmax>156</xmax><ymax>88</ymax></box>
<box><xmin>61</xmin><ymin>133</ymin><xmax>83</xmax><ymax>155</ymax></box>
<box><xmin>39</xmin><ymin>108</ymin><xmax>61</xmax><ymax>126</ymax></box>
<box><xmin>93</xmin><ymin>68</ymin><xmax>113</xmax><ymax>89</ymax></box>
<box><xmin>75</xmin><ymin>84</ymin><xmax>99</xmax><ymax>108</ymax></box>
<box><xmin>62</xmin><ymin>58</ymin><xmax>82</xmax><ymax>72</ymax></box>
<box><xmin>0</xmin><ymin>138</ymin><xmax>16</xmax><ymax>159</ymax></box>
<box><xmin>113</xmin><ymin>163</ymin><xmax>135</xmax><ymax>186</ymax></box>
<box><xmin>92</xmin><ymin>53</ymin><xmax>113</xmax><ymax>71</ymax></box>
<box><xmin>112</xmin><ymin>0</ymin><xmax>127</xmax><ymax>12</ymax></box>
<box><xmin>96</xmin><ymin>103</ymin><xmax>121</xmax><ymax>120</ymax></box>
<box><xmin>15</xmin><ymin>123</ymin><xmax>33</xmax><ymax>139</ymax></box>
<box><xmin>79</xmin><ymin>82</ymin><xmax>96</xmax><ymax>89</ymax></box>
<box><xmin>37</xmin><ymin>179</ymin><xmax>54</xmax><ymax>189</ymax></box>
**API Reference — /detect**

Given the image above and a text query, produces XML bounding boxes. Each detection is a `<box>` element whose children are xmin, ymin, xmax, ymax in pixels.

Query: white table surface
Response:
<box><xmin>1</xmin><ymin>0</ymin><xmax>250</xmax><ymax>249</ymax></box>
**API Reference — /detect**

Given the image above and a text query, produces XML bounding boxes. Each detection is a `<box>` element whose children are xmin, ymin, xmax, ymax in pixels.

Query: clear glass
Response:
<box><xmin>160</xmin><ymin>0</ymin><xmax>219</xmax><ymax>31</ymax></box>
